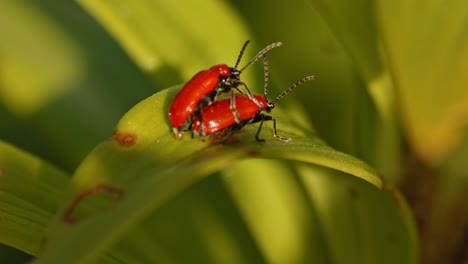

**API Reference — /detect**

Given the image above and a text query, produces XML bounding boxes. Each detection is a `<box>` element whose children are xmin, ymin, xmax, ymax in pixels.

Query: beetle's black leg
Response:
<box><xmin>253</xmin><ymin>114</ymin><xmax>290</xmax><ymax>142</ymax></box>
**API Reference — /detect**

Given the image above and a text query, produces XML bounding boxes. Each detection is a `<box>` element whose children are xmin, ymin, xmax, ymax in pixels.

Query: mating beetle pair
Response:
<box><xmin>168</xmin><ymin>41</ymin><xmax>315</xmax><ymax>142</ymax></box>
<box><xmin>168</xmin><ymin>40</ymin><xmax>281</xmax><ymax>138</ymax></box>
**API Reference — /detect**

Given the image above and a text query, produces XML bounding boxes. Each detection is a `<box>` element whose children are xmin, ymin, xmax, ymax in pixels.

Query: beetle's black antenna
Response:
<box><xmin>239</xmin><ymin>42</ymin><xmax>283</xmax><ymax>72</ymax></box>
<box><xmin>234</xmin><ymin>40</ymin><xmax>250</xmax><ymax>69</ymax></box>
<box><xmin>271</xmin><ymin>75</ymin><xmax>316</xmax><ymax>106</ymax></box>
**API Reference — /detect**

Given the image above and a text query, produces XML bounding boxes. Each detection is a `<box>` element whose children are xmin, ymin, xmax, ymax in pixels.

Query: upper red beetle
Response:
<box><xmin>168</xmin><ymin>40</ymin><xmax>282</xmax><ymax>138</ymax></box>
<box><xmin>192</xmin><ymin>55</ymin><xmax>315</xmax><ymax>143</ymax></box>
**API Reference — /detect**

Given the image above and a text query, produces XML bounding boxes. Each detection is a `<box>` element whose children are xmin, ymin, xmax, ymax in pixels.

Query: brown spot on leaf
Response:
<box><xmin>39</xmin><ymin>236</ymin><xmax>48</xmax><ymax>253</ymax></box>
<box><xmin>113</xmin><ymin>130</ymin><xmax>137</xmax><ymax>147</ymax></box>
<box><xmin>0</xmin><ymin>168</ymin><xmax>4</xmax><ymax>176</ymax></box>
<box><xmin>347</xmin><ymin>186</ymin><xmax>359</xmax><ymax>199</ymax></box>
<box><xmin>246</xmin><ymin>149</ymin><xmax>261</xmax><ymax>156</ymax></box>
<box><xmin>63</xmin><ymin>184</ymin><xmax>124</xmax><ymax>224</ymax></box>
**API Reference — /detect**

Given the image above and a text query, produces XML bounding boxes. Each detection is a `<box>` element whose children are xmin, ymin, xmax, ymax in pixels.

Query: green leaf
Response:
<box><xmin>224</xmin><ymin>160</ymin><xmax>418</xmax><ymax>264</ymax></box>
<box><xmin>378</xmin><ymin>0</ymin><xmax>468</xmax><ymax>164</ymax></box>
<box><xmin>304</xmin><ymin>0</ymin><xmax>382</xmax><ymax>81</ymax></box>
<box><xmin>0</xmin><ymin>0</ymin><xmax>85</xmax><ymax>116</ymax></box>
<box><xmin>299</xmin><ymin>0</ymin><xmax>402</xmax><ymax>181</ymax></box>
<box><xmin>109</xmin><ymin>160</ymin><xmax>415</xmax><ymax>263</ymax></box>
<box><xmin>296</xmin><ymin>165</ymin><xmax>418</xmax><ymax>264</ymax></box>
<box><xmin>0</xmin><ymin>1</ymin><xmax>155</xmax><ymax>170</ymax></box>
<box><xmin>0</xmin><ymin>140</ymin><xmax>70</xmax><ymax>256</ymax></box>
<box><xmin>36</xmin><ymin>86</ymin><xmax>381</xmax><ymax>263</ymax></box>
<box><xmin>77</xmin><ymin>0</ymin><xmax>251</xmax><ymax>83</ymax></box>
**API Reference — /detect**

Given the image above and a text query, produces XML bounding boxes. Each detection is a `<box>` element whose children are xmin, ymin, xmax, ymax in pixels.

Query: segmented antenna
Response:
<box><xmin>239</xmin><ymin>42</ymin><xmax>283</xmax><ymax>72</ymax></box>
<box><xmin>271</xmin><ymin>75</ymin><xmax>316</xmax><ymax>105</ymax></box>
<box><xmin>234</xmin><ymin>40</ymin><xmax>251</xmax><ymax>69</ymax></box>
<box><xmin>262</xmin><ymin>54</ymin><xmax>269</xmax><ymax>98</ymax></box>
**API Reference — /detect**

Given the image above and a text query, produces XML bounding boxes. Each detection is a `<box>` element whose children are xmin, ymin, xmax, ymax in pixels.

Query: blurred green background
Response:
<box><xmin>0</xmin><ymin>0</ymin><xmax>467</xmax><ymax>263</ymax></box>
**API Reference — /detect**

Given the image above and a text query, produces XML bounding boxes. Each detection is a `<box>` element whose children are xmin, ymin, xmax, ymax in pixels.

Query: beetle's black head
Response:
<box><xmin>266</xmin><ymin>101</ymin><xmax>275</xmax><ymax>113</ymax></box>
<box><xmin>229</xmin><ymin>68</ymin><xmax>241</xmax><ymax>81</ymax></box>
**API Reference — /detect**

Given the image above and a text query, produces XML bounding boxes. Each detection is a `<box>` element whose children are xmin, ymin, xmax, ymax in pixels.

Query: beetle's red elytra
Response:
<box><xmin>192</xmin><ymin>74</ymin><xmax>316</xmax><ymax>143</ymax></box>
<box><xmin>192</xmin><ymin>94</ymin><xmax>267</xmax><ymax>139</ymax></box>
<box><xmin>168</xmin><ymin>64</ymin><xmax>230</xmax><ymax>132</ymax></box>
<box><xmin>168</xmin><ymin>40</ymin><xmax>283</xmax><ymax>139</ymax></box>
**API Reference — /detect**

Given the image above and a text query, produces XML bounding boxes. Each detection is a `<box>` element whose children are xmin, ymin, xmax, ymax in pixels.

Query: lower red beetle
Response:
<box><xmin>192</xmin><ymin>57</ymin><xmax>315</xmax><ymax>142</ymax></box>
<box><xmin>168</xmin><ymin>40</ymin><xmax>282</xmax><ymax>139</ymax></box>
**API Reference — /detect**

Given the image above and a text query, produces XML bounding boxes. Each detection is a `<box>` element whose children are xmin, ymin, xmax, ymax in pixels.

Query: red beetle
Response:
<box><xmin>168</xmin><ymin>40</ymin><xmax>282</xmax><ymax>138</ymax></box>
<box><xmin>192</xmin><ymin>68</ymin><xmax>316</xmax><ymax>142</ymax></box>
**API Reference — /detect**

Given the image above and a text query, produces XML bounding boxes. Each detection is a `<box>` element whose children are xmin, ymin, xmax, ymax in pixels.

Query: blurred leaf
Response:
<box><xmin>77</xmin><ymin>0</ymin><xmax>251</xmax><ymax>84</ymax></box>
<box><xmin>221</xmin><ymin>160</ymin><xmax>330</xmax><ymax>264</ymax></box>
<box><xmin>111</xmin><ymin>174</ymin><xmax>265</xmax><ymax>263</ymax></box>
<box><xmin>378</xmin><ymin>0</ymin><xmax>468</xmax><ymax>164</ymax></box>
<box><xmin>36</xmin><ymin>86</ymin><xmax>381</xmax><ymax>263</ymax></box>
<box><xmin>0</xmin><ymin>0</ymin><xmax>155</xmax><ymax>170</ymax></box>
<box><xmin>110</xmin><ymin>159</ymin><xmax>416</xmax><ymax>264</ymax></box>
<box><xmin>304</xmin><ymin>0</ymin><xmax>382</xmax><ymax>81</ymax></box>
<box><xmin>302</xmin><ymin>0</ymin><xmax>402</xmax><ymax>181</ymax></box>
<box><xmin>297</xmin><ymin>165</ymin><xmax>418</xmax><ymax>264</ymax></box>
<box><xmin>0</xmin><ymin>0</ymin><xmax>85</xmax><ymax>115</ymax></box>
<box><xmin>224</xmin><ymin>160</ymin><xmax>417</xmax><ymax>264</ymax></box>
<box><xmin>0</xmin><ymin>140</ymin><xmax>69</xmax><ymax>255</ymax></box>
